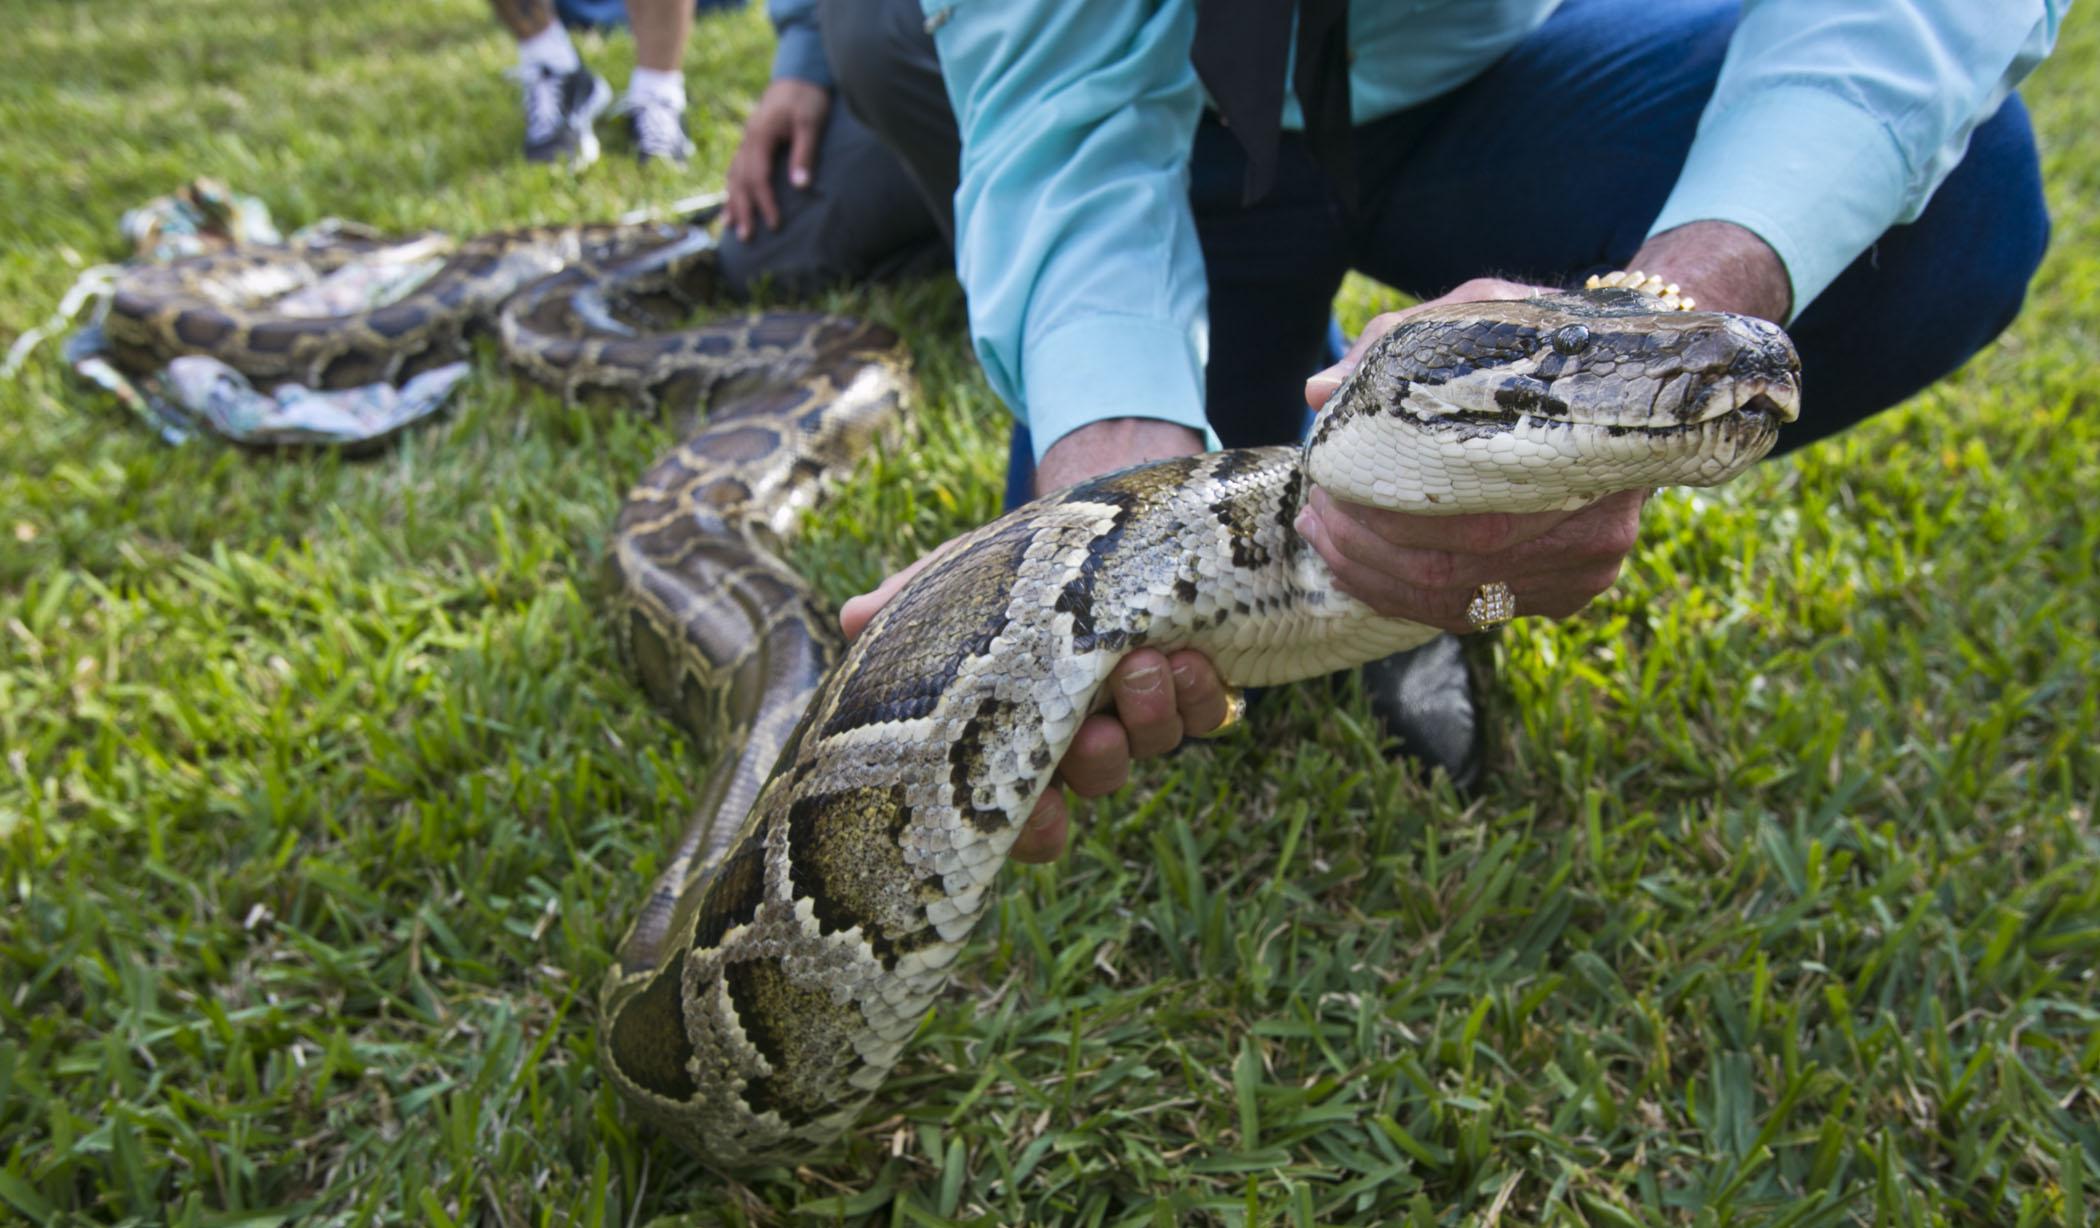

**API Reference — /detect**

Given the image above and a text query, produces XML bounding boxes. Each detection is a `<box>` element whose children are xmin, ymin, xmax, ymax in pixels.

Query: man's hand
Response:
<box><xmin>724</xmin><ymin>78</ymin><xmax>831</xmax><ymax>241</ymax></box>
<box><xmin>1293</xmin><ymin>222</ymin><xmax>1789</xmax><ymax>631</ymax></box>
<box><xmin>839</xmin><ymin>416</ymin><xmax>1229</xmax><ymax>864</ymax></box>
<box><xmin>1298</xmin><ymin>277</ymin><xmax>1647</xmax><ymax>630</ymax></box>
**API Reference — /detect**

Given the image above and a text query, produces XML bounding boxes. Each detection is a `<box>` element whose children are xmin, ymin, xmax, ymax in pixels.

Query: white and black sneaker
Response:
<box><xmin>617</xmin><ymin>93</ymin><xmax>695</xmax><ymax>167</ymax></box>
<box><xmin>513</xmin><ymin>64</ymin><xmax>612</xmax><ymax>168</ymax></box>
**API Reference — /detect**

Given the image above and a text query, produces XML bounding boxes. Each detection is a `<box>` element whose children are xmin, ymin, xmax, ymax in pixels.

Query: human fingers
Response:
<box><xmin>1106</xmin><ymin>649</ymin><xmax>1183</xmax><ymax>759</ymax></box>
<box><xmin>723</xmin><ymin>145</ymin><xmax>757</xmax><ymax>240</ymax></box>
<box><xmin>786</xmin><ymin>98</ymin><xmax>826</xmax><ymax>189</ymax></box>
<box><xmin>1062</xmin><ymin>644</ymin><xmax>1237</xmax><ymax>793</ymax></box>
<box><xmin>1304</xmin><ymin>485</ymin><xmax>1580</xmax><ymax>556</ymax></box>
<box><xmin>839</xmin><ymin>552</ymin><xmax>938</xmax><ymax>641</ymax></box>
<box><xmin>1166</xmin><ymin>650</ymin><xmax>1233</xmax><ymax>736</ymax></box>
<box><xmin>741</xmin><ymin>104</ymin><xmax>796</xmax><ymax>231</ymax></box>
<box><xmin>1007</xmin><ymin>789</ymin><xmax>1068</xmax><ymax>863</ymax></box>
<box><xmin>1295</xmin><ymin>489</ymin><xmax>1648</xmax><ymax>630</ymax></box>
<box><xmin>1303</xmin><ymin>277</ymin><xmax>1552</xmax><ymax>410</ymax></box>
<box><xmin>1059</xmin><ymin>713</ymin><xmax>1132</xmax><ymax>798</ymax></box>
<box><xmin>724</xmin><ymin>118</ymin><xmax>786</xmax><ymax>238</ymax></box>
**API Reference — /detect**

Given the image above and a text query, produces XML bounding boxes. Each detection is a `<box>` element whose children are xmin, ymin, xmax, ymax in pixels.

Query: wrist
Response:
<box><xmin>1035</xmin><ymin>418</ymin><xmax>1205</xmax><ymax>497</ymax></box>
<box><xmin>1627</xmin><ymin>220</ymin><xmax>1792</xmax><ymax>322</ymax></box>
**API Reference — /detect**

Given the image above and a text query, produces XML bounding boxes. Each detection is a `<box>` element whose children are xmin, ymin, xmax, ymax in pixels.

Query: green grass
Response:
<box><xmin>3</xmin><ymin>2</ymin><xmax>2097</xmax><ymax>1224</ymax></box>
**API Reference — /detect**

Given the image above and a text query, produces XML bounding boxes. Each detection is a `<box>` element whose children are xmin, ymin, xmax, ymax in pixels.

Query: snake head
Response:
<box><xmin>1303</xmin><ymin>288</ymin><xmax>1802</xmax><ymax>514</ymax></box>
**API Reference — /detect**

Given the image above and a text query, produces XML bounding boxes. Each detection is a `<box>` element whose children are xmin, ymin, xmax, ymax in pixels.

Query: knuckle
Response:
<box><xmin>1166</xmin><ymin>650</ymin><xmax>1214</xmax><ymax>695</ymax></box>
<box><xmin>1134</xmin><ymin>720</ymin><xmax>1185</xmax><ymax>759</ymax></box>
<box><xmin>1393</xmin><ymin>547</ymin><xmax>1459</xmax><ymax>592</ymax></box>
<box><xmin>1320</xmin><ymin>508</ymin><xmax>1375</xmax><ymax>563</ymax></box>
<box><xmin>1337</xmin><ymin>569</ymin><xmax>1419</xmax><ymax>622</ymax></box>
<box><xmin>1455</xmin><ymin>513</ymin><xmax>1515</xmax><ymax>555</ymax></box>
<box><xmin>1596</xmin><ymin>515</ymin><xmax>1642</xmax><ymax>558</ymax></box>
<box><xmin>1579</xmin><ymin>560</ymin><xmax>1625</xmax><ymax>595</ymax></box>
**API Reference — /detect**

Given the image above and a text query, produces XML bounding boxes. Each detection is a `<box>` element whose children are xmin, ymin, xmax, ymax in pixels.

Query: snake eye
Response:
<box><xmin>1551</xmin><ymin>324</ymin><xmax>1591</xmax><ymax>355</ymax></box>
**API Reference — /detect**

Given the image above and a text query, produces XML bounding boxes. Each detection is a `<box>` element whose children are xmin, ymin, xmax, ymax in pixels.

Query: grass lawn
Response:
<box><xmin>3</xmin><ymin>2</ymin><xmax>2097</xmax><ymax>1224</ymax></box>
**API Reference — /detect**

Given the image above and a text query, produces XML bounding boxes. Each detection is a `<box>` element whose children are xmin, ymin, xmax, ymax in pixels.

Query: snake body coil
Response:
<box><xmin>106</xmin><ymin>237</ymin><xmax>1799</xmax><ymax>1169</ymax></box>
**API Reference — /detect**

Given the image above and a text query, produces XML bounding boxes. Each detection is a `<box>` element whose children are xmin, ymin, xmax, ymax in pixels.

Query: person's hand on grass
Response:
<box><xmin>724</xmin><ymin>77</ymin><xmax>831</xmax><ymax>241</ymax></box>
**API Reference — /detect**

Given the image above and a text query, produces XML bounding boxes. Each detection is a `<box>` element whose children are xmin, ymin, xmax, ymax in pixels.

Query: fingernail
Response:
<box><xmin>790</xmin><ymin>167</ymin><xmax>810</xmax><ymax>188</ymax></box>
<box><xmin>1293</xmin><ymin>508</ymin><xmax>1316</xmax><ymax>539</ymax></box>
<box><xmin>1122</xmin><ymin>664</ymin><xmax>1163</xmax><ymax>693</ymax></box>
<box><xmin>1170</xmin><ymin>660</ymin><xmax>1197</xmax><ymax>689</ymax></box>
<box><xmin>1306</xmin><ymin>368</ymin><xmax>1344</xmax><ymax>395</ymax></box>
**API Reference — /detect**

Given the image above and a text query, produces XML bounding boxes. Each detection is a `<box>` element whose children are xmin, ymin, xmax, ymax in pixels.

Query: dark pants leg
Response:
<box><xmin>820</xmin><ymin>0</ymin><xmax>960</xmax><ymax>246</ymax></box>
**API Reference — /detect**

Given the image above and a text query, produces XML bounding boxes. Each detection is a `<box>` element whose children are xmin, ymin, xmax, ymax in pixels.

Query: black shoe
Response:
<box><xmin>1359</xmin><ymin>634</ymin><xmax>1484</xmax><ymax>791</ymax></box>
<box><xmin>514</xmin><ymin>64</ymin><xmax>612</xmax><ymax>167</ymax></box>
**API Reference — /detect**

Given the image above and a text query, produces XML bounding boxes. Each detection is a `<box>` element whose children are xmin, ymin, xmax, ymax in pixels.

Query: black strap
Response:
<box><xmin>1190</xmin><ymin>0</ymin><xmax>1355</xmax><ymax>208</ymax></box>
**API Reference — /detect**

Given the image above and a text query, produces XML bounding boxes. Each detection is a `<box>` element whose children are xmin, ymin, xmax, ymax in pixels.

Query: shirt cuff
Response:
<box><xmin>770</xmin><ymin>25</ymin><xmax>834</xmax><ymax>90</ymax></box>
<box><xmin>1020</xmin><ymin>315</ymin><xmax>1215</xmax><ymax>462</ymax></box>
<box><xmin>1647</xmin><ymin>83</ymin><xmax>1911</xmax><ymax>321</ymax></box>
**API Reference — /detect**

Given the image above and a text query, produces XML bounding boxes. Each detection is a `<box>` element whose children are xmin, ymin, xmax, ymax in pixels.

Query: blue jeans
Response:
<box><xmin>1004</xmin><ymin>0</ymin><xmax>2050</xmax><ymax>509</ymax></box>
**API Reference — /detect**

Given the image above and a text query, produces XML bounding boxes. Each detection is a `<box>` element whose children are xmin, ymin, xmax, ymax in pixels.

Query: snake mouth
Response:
<box><xmin>1689</xmin><ymin>371</ymin><xmax>1800</xmax><ymax>429</ymax></box>
<box><xmin>1738</xmin><ymin>380</ymin><xmax>1801</xmax><ymax>425</ymax></box>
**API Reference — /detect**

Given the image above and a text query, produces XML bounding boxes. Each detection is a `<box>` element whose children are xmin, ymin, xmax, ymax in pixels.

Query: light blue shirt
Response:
<box><xmin>925</xmin><ymin>0</ymin><xmax>2066</xmax><ymax>461</ymax></box>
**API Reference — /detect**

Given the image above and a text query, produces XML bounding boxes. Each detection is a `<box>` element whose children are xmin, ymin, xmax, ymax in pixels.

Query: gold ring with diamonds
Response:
<box><xmin>1193</xmin><ymin>686</ymin><xmax>1246</xmax><ymax>738</ymax></box>
<box><xmin>1465</xmin><ymin>581</ymin><xmax>1517</xmax><ymax>632</ymax></box>
<box><xmin>1584</xmin><ymin>269</ymin><xmax>1696</xmax><ymax>312</ymax></box>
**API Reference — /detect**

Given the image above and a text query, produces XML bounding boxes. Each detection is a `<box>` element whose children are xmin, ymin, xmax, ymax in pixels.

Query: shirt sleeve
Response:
<box><xmin>927</xmin><ymin>0</ymin><xmax>1213</xmax><ymax>461</ymax></box>
<box><xmin>767</xmin><ymin>0</ymin><xmax>833</xmax><ymax>89</ymax></box>
<box><xmin>1647</xmin><ymin>0</ymin><xmax>2066</xmax><ymax>320</ymax></box>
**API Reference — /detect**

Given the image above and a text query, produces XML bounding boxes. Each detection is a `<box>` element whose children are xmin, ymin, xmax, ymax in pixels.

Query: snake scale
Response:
<box><xmin>105</xmin><ymin>225</ymin><xmax>1801</xmax><ymax>1170</ymax></box>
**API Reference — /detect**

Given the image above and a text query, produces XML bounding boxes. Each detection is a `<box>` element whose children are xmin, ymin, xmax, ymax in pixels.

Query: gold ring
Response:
<box><xmin>1584</xmin><ymin>269</ymin><xmax>1696</xmax><ymax>312</ymax></box>
<box><xmin>1193</xmin><ymin>686</ymin><xmax>1246</xmax><ymax>738</ymax></box>
<box><xmin>1466</xmin><ymin>581</ymin><xmax>1517</xmax><ymax>632</ymax></box>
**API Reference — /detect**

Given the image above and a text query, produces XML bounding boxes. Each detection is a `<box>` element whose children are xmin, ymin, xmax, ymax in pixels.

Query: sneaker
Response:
<box><xmin>512</xmin><ymin>64</ymin><xmax>612</xmax><ymax>168</ymax></box>
<box><xmin>618</xmin><ymin>93</ymin><xmax>695</xmax><ymax>166</ymax></box>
